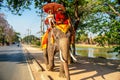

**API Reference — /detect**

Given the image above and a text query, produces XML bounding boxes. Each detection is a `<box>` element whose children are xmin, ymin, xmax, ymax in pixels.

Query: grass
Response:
<box><xmin>31</xmin><ymin>43</ymin><xmax>113</xmax><ymax>50</ymax></box>
<box><xmin>75</xmin><ymin>44</ymin><xmax>113</xmax><ymax>49</ymax></box>
<box><xmin>30</xmin><ymin>45</ymin><xmax>42</xmax><ymax>50</ymax></box>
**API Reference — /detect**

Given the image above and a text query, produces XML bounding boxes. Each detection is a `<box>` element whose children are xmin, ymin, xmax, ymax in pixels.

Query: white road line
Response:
<box><xmin>26</xmin><ymin>59</ymin><xmax>35</xmax><ymax>80</ymax></box>
<box><xmin>22</xmin><ymin>47</ymin><xmax>35</xmax><ymax>80</ymax></box>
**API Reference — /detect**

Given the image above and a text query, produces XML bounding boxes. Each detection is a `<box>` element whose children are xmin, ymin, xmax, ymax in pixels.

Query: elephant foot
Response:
<box><xmin>45</xmin><ymin>65</ymin><xmax>49</xmax><ymax>71</ymax></box>
<box><xmin>46</xmin><ymin>65</ymin><xmax>54</xmax><ymax>71</ymax></box>
<box><xmin>59</xmin><ymin>73</ymin><xmax>66</xmax><ymax>78</ymax></box>
<box><xmin>47</xmin><ymin>68</ymin><xmax>54</xmax><ymax>71</ymax></box>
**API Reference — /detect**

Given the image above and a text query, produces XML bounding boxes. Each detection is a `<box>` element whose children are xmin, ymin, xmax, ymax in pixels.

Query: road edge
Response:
<box><xmin>22</xmin><ymin>45</ymin><xmax>50</xmax><ymax>80</ymax></box>
<box><xmin>22</xmin><ymin>46</ymin><xmax>35</xmax><ymax>80</ymax></box>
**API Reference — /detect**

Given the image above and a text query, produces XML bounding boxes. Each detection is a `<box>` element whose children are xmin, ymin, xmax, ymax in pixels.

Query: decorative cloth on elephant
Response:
<box><xmin>56</xmin><ymin>24</ymin><xmax>70</xmax><ymax>33</ymax></box>
<box><xmin>55</xmin><ymin>8</ymin><xmax>70</xmax><ymax>33</ymax></box>
<box><xmin>55</xmin><ymin>9</ymin><xmax>67</xmax><ymax>25</ymax></box>
<box><xmin>41</xmin><ymin>28</ymin><xmax>54</xmax><ymax>49</ymax></box>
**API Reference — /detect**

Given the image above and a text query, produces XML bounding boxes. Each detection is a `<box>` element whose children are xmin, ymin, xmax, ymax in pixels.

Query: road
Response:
<box><xmin>0</xmin><ymin>44</ymin><xmax>34</xmax><ymax>80</ymax></box>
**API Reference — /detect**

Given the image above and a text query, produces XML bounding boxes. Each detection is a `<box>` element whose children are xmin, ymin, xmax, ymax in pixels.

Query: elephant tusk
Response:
<box><xmin>60</xmin><ymin>50</ymin><xmax>65</xmax><ymax>62</ymax></box>
<box><xmin>70</xmin><ymin>50</ymin><xmax>77</xmax><ymax>62</ymax></box>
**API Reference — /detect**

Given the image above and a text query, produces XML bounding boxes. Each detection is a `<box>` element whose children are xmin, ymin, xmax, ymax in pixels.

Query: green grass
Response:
<box><xmin>30</xmin><ymin>45</ymin><xmax>42</xmax><ymax>50</ymax></box>
<box><xmin>75</xmin><ymin>44</ymin><xmax>113</xmax><ymax>49</ymax></box>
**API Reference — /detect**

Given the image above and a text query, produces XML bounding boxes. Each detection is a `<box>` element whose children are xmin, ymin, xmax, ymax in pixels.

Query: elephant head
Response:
<box><xmin>43</xmin><ymin>27</ymin><xmax>72</xmax><ymax>80</ymax></box>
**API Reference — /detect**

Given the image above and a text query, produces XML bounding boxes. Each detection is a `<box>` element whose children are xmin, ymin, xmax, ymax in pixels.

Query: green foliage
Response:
<box><xmin>5</xmin><ymin>0</ymin><xmax>32</xmax><ymax>15</ymax></box>
<box><xmin>12</xmin><ymin>32</ymin><xmax>20</xmax><ymax>42</ymax></box>
<box><xmin>94</xmin><ymin>35</ymin><xmax>109</xmax><ymax>46</ymax></box>
<box><xmin>22</xmin><ymin>35</ymin><xmax>40</xmax><ymax>46</ymax></box>
<box><xmin>0</xmin><ymin>13</ymin><xmax>17</xmax><ymax>44</ymax></box>
<box><xmin>76</xmin><ymin>30</ymin><xmax>88</xmax><ymax>43</ymax></box>
<box><xmin>35</xmin><ymin>40</ymin><xmax>41</xmax><ymax>46</ymax></box>
<box><xmin>0</xmin><ymin>0</ymin><xmax>120</xmax><ymax>52</ymax></box>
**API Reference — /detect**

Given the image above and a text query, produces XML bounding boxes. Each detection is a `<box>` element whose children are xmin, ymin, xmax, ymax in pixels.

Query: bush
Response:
<box><xmin>35</xmin><ymin>40</ymin><xmax>41</xmax><ymax>46</ymax></box>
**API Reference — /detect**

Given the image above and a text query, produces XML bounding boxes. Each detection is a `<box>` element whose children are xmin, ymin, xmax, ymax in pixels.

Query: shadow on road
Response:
<box><xmin>0</xmin><ymin>52</ymin><xmax>27</xmax><ymax>64</ymax></box>
<box><xmin>68</xmin><ymin>56</ymin><xmax>120</xmax><ymax>80</ymax></box>
<box><xmin>32</xmin><ymin>52</ymin><xmax>120</xmax><ymax>80</ymax></box>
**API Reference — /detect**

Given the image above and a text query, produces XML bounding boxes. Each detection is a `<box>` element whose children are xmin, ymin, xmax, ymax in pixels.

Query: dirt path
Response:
<box><xmin>23</xmin><ymin>44</ymin><xmax>120</xmax><ymax>80</ymax></box>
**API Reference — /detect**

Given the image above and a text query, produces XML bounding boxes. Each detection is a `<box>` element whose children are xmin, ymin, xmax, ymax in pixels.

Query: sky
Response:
<box><xmin>1</xmin><ymin>6</ymin><xmax>42</xmax><ymax>38</ymax></box>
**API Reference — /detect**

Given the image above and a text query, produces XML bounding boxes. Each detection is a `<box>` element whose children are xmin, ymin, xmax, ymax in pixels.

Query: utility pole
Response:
<box><xmin>27</xmin><ymin>28</ymin><xmax>30</xmax><ymax>44</ymax></box>
<box><xmin>40</xmin><ymin>10</ymin><xmax>45</xmax><ymax>40</ymax></box>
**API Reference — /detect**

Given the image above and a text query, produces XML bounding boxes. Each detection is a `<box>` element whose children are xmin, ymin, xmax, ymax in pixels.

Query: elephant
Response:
<box><xmin>43</xmin><ymin>26</ymin><xmax>74</xmax><ymax>80</ymax></box>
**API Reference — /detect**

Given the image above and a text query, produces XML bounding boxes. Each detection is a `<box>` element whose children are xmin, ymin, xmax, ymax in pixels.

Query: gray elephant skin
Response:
<box><xmin>43</xmin><ymin>27</ymin><xmax>71</xmax><ymax>80</ymax></box>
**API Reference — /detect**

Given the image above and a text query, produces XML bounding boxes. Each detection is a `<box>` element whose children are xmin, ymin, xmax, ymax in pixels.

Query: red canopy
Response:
<box><xmin>42</xmin><ymin>2</ymin><xmax>65</xmax><ymax>14</ymax></box>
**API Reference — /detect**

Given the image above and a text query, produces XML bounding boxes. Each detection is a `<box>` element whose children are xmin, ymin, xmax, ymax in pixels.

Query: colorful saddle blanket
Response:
<box><xmin>41</xmin><ymin>24</ymin><xmax>70</xmax><ymax>49</ymax></box>
<box><xmin>56</xmin><ymin>24</ymin><xmax>70</xmax><ymax>33</ymax></box>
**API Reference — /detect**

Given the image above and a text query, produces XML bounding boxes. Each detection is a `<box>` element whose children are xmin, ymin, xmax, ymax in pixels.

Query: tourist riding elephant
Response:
<box><xmin>43</xmin><ymin>26</ymin><xmax>72</xmax><ymax>80</ymax></box>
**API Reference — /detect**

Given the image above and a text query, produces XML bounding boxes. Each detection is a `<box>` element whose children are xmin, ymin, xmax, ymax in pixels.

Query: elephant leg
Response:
<box><xmin>68</xmin><ymin>50</ymin><xmax>72</xmax><ymax>64</ymax></box>
<box><xmin>63</xmin><ymin>61</ymin><xmax>70</xmax><ymax>80</ymax></box>
<box><xmin>72</xmin><ymin>43</ymin><xmax>76</xmax><ymax>55</ymax></box>
<box><xmin>62</xmin><ymin>53</ymin><xmax>70</xmax><ymax>80</ymax></box>
<box><xmin>59</xmin><ymin>51</ymin><xmax>70</xmax><ymax>80</ymax></box>
<box><xmin>59</xmin><ymin>61</ymin><xmax>65</xmax><ymax>78</ymax></box>
<box><xmin>47</xmin><ymin>48</ymin><xmax>55</xmax><ymax>71</ymax></box>
<box><xmin>43</xmin><ymin>49</ymin><xmax>49</xmax><ymax>69</ymax></box>
<box><xmin>59</xmin><ymin>38</ymin><xmax>70</xmax><ymax>80</ymax></box>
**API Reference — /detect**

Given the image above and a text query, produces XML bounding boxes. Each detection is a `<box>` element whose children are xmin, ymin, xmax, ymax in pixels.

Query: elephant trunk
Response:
<box><xmin>59</xmin><ymin>38</ymin><xmax>70</xmax><ymax>80</ymax></box>
<box><xmin>64</xmin><ymin>62</ymin><xmax>70</xmax><ymax>80</ymax></box>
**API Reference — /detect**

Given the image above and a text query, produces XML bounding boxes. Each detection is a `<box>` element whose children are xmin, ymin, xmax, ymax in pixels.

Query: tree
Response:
<box><xmin>22</xmin><ymin>35</ymin><xmax>40</xmax><ymax>46</ymax></box>
<box><xmin>0</xmin><ymin>13</ymin><xmax>8</xmax><ymax>45</ymax></box>
<box><xmin>0</xmin><ymin>0</ymin><xmax>119</xmax><ymax>28</ymax></box>
<box><xmin>12</xmin><ymin>32</ymin><xmax>20</xmax><ymax>42</ymax></box>
<box><xmin>0</xmin><ymin>0</ymin><xmax>120</xmax><ymax>53</ymax></box>
<box><xmin>0</xmin><ymin>13</ymin><xmax>16</xmax><ymax>45</ymax></box>
<box><xmin>0</xmin><ymin>0</ymin><xmax>53</xmax><ymax>15</ymax></box>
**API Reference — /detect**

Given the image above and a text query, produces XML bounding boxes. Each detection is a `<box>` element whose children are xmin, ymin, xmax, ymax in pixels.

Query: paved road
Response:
<box><xmin>0</xmin><ymin>44</ymin><xmax>34</xmax><ymax>80</ymax></box>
